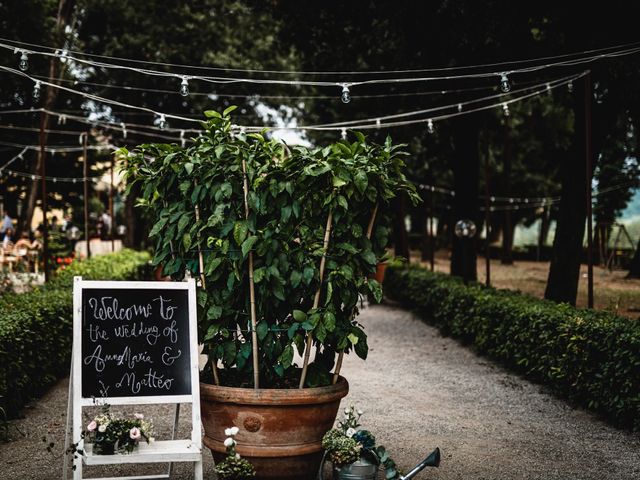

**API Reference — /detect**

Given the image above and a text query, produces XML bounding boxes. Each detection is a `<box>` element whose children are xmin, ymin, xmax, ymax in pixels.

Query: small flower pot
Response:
<box><xmin>93</xmin><ymin>441</ymin><xmax>116</xmax><ymax>455</ymax></box>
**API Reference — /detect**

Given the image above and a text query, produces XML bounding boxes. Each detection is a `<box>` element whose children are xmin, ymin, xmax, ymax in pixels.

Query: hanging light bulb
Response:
<box><xmin>18</xmin><ymin>51</ymin><xmax>29</xmax><ymax>71</ymax></box>
<box><xmin>502</xmin><ymin>103</ymin><xmax>510</xmax><ymax>117</ymax></box>
<box><xmin>499</xmin><ymin>72</ymin><xmax>511</xmax><ymax>93</ymax></box>
<box><xmin>567</xmin><ymin>81</ymin><xmax>574</xmax><ymax>93</ymax></box>
<box><xmin>180</xmin><ymin>130</ymin><xmax>186</xmax><ymax>147</ymax></box>
<box><xmin>341</xmin><ymin>128</ymin><xmax>347</xmax><ymax>140</ymax></box>
<box><xmin>340</xmin><ymin>84</ymin><xmax>351</xmax><ymax>104</ymax></box>
<box><xmin>546</xmin><ymin>83</ymin><xmax>552</xmax><ymax>96</ymax></box>
<box><xmin>121</xmin><ymin>122</ymin><xmax>127</xmax><ymax>139</ymax></box>
<box><xmin>457</xmin><ymin>103</ymin><xmax>463</xmax><ymax>113</ymax></box>
<box><xmin>33</xmin><ymin>80</ymin><xmax>41</xmax><ymax>101</ymax></box>
<box><xmin>179</xmin><ymin>76</ymin><xmax>189</xmax><ymax>97</ymax></box>
<box><xmin>427</xmin><ymin>119</ymin><xmax>434</xmax><ymax>134</ymax></box>
<box><xmin>158</xmin><ymin>114</ymin><xmax>166</xmax><ymax>130</ymax></box>
<box><xmin>376</xmin><ymin>118</ymin><xmax>381</xmax><ymax>129</ymax></box>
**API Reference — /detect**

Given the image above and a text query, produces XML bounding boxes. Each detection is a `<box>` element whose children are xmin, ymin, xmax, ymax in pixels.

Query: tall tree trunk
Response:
<box><xmin>392</xmin><ymin>192</ymin><xmax>410</xmax><ymax>260</ymax></box>
<box><xmin>627</xmin><ymin>238</ymin><xmax>640</xmax><ymax>278</ymax></box>
<box><xmin>501</xmin><ymin>117</ymin><xmax>514</xmax><ymax>265</ymax></box>
<box><xmin>19</xmin><ymin>0</ymin><xmax>75</xmax><ymax>234</ymax></box>
<box><xmin>451</xmin><ymin>115</ymin><xmax>480</xmax><ymax>281</ymax></box>
<box><xmin>537</xmin><ymin>206</ymin><xmax>551</xmax><ymax>261</ymax></box>
<box><xmin>545</xmin><ymin>76</ymin><xmax>590</xmax><ymax>305</ymax></box>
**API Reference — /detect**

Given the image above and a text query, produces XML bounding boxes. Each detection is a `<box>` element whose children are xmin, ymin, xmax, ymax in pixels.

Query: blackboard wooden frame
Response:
<box><xmin>70</xmin><ymin>277</ymin><xmax>202</xmax><ymax>480</ymax></box>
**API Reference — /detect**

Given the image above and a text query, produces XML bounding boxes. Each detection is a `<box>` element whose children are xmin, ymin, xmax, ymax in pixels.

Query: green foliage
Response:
<box><xmin>121</xmin><ymin>110</ymin><xmax>419</xmax><ymax>388</ymax></box>
<box><xmin>384</xmin><ymin>263</ymin><xmax>640</xmax><ymax>431</ymax></box>
<box><xmin>0</xmin><ymin>249</ymin><xmax>151</xmax><ymax>416</ymax></box>
<box><xmin>214</xmin><ymin>455</ymin><xmax>256</xmax><ymax>480</ymax></box>
<box><xmin>321</xmin><ymin>428</ymin><xmax>361</xmax><ymax>466</ymax></box>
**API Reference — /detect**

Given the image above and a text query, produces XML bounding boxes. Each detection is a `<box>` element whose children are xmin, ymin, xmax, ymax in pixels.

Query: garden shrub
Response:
<box><xmin>0</xmin><ymin>249</ymin><xmax>151</xmax><ymax>416</ymax></box>
<box><xmin>384</xmin><ymin>263</ymin><xmax>640</xmax><ymax>431</ymax></box>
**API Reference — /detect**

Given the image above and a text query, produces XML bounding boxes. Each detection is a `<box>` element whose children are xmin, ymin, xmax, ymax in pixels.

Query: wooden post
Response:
<box><xmin>484</xmin><ymin>152</ymin><xmax>491</xmax><ymax>286</ymax></box>
<box><xmin>83</xmin><ymin>133</ymin><xmax>91</xmax><ymax>259</ymax></box>
<box><xmin>194</xmin><ymin>203</ymin><xmax>220</xmax><ymax>386</ymax></box>
<box><xmin>241</xmin><ymin>159</ymin><xmax>260</xmax><ymax>389</ymax></box>
<box><xmin>110</xmin><ymin>159</ymin><xmax>115</xmax><ymax>252</ymax></box>
<box><xmin>585</xmin><ymin>71</ymin><xmax>594</xmax><ymax>308</ymax></box>
<box><xmin>39</xmin><ymin>110</ymin><xmax>49</xmax><ymax>282</ymax></box>
<box><xmin>300</xmin><ymin>211</ymin><xmax>333</xmax><ymax>388</ymax></box>
<box><xmin>429</xmin><ymin>188</ymin><xmax>435</xmax><ymax>271</ymax></box>
<box><xmin>332</xmin><ymin>204</ymin><xmax>378</xmax><ymax>385</ymax></box>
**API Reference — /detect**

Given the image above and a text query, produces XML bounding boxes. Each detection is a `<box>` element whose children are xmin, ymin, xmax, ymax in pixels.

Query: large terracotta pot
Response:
<box><xmin>200</xmin><ymin>377</ymin><xmax>349</xmax><ymax>480</ymax></box>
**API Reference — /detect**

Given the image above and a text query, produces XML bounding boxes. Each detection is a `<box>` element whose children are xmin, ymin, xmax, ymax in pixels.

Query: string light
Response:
<box><xmin>179</xmin><ymin>76</ymin><xmax>189</xmax><ymax>97</ymax></box>
<box><xmin>546</xmin><ymin>83</ymin><xmax>552</xmax><ymax>95</ymax></box>
<box><xmin>567</xmin><ymin>81</ymin><xmax>574</xmax><ymax>93</ymax></box>
<box><xmin>340</xmin><ymin>84</ymin><xmax>351</xmax><ymax>104</ymax></box>
<box><xmin>376</xmin><ymin>118</ymin><xmax>381</xmax><ymax>128</ymax></box>
<box><xmin>499</xmin><ymin>72</ymin><xmax>511</xmax><ymax>93</ymax></box>
<box><xmin>158</xmin><ymin>113</ymin><xmax>166</xmax><ymax>130</ymax></box>
<box><xmin>502</xmin><ymin>103</ymin><xmax>510</xmax><ymax>117</ymax></box>
<box><xmin>121</xmin><ymin>122</ymin><xmax>127</xmax><ymax>139</ymax></box>
<box><xmin>32</xmin><ymin>80</ymin><xmax>41</xmax><ymax>100</ymax></box>
<box><xmin>427</xmin><ymin>119</ymin><xmax>434</xmax><ymax>134</ymax></box>
<box><xmin>341</xmin><ymin>128</ymin><xmax>347</xmax><ymax>140</ymax></box>
<box><xmin>18</xmin><ymin>51</ymin><xmax>28</xmax><ymax>71</ymax></box>
<box><xmin>457</xmin><ymin>103</ymin><xmax>463</xmax><ymax>112</ymax></box>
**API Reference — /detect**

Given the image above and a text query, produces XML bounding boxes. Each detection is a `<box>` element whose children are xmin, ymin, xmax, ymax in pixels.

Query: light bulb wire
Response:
<box><xmin>1</xmin><ymin>35</ymin><xmax>639</xmax><ymax>76</ymax></box>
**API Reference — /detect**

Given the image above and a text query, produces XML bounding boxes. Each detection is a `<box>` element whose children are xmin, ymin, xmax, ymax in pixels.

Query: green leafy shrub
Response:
<box><xmin>0</xmin><ymin>249</ymin><xmax>151</xmax><ymax>416</ymax></box>
<box><xmin>384</xmin><ymin>263</ymin><xmax>640</xmax><ymax>431</ymax></box>
<box><xmin>120</xmin><ymin>108</ymin><xmax>419</xmax><ymax>388</ymax></box>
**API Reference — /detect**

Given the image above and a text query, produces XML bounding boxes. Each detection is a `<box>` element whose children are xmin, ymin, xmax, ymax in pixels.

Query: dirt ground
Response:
<box><xmin>413</xmin><ymin>250</ymin><xmax>640</xmax><ymax>319</ymax></box>
<box><xmin>2</xmin><ymin>304</ymin><xmax>639</xmax><ymax>480</ymax></box>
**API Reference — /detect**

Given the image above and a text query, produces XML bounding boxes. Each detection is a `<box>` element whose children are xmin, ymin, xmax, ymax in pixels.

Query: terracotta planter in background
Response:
<box><xmin>375</xmin><ymin>261</ymin><xmax>388</xmax><ymax>284</ymax></box>
<box><xmin>200</xmin><ymin>377</ymin><xmax>349</xmax><ymax>480</ymax></box>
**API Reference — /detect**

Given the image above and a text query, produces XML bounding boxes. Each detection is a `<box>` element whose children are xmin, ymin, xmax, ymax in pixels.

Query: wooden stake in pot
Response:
<box><xmin>299</xmin><ymin>210</ymin><xmax>333</xmax><ymax>388</ymax></box>
<box><xmin>332</xmin><ymin>203</ymin><xmax>378</xmax><ymax>385</ymax></box>
<box><xmin>195</xmin><ymin>203</ymin><xmax>220</xmax><ymax>386</ymax></box>
<box><xmin>242</xmin><ymin>159</ymin><xmax>260</xmax><ymax>389</ymax></box>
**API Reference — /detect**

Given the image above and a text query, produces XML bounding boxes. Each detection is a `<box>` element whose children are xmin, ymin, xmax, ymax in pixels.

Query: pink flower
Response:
<box><xmin>129</xmin><ymin>427</ymin><xmax>141</xmax><ymax>440</ymax></box>
<box><xmin>134</xmin><ymin>413</ymin><xmax>144</xmax><ymax>420</ymax></box>
<box><xmin>87</xmin><ymin>421</ymin><xmax>97</xmax><ymax>432</ymax></box>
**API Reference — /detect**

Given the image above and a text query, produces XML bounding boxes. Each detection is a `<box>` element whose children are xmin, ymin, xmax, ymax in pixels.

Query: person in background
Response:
<box><xmin>100</xmin><ymin>210</ymin><xmax>112</xmax><ymax>239</ymax></box>
<box><xmin>1</xmin><ymin>212</ymin><xmax>13</xmax><ymax>235</ymax></box>
<box><xmin>2</xmin><ymin>227</ymin><xmax>15</xmax><ymax>249</ymax></box>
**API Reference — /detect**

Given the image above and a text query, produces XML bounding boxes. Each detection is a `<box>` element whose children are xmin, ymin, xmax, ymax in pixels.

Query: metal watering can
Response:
<box><xmin>317</xmin><ymin>447</ymin><xmax>441</xmax><ymax>480</ymax></box>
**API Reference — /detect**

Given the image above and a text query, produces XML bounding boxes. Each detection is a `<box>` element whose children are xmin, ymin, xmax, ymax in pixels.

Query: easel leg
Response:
<box><xmin>167</xmin><ymin>403</ymin><xmax>180</xmax><ymax>477</ymax></box>
<box><xmin>194</xmin><ymin>460</ymin><xmax>203</xmax><ymax>480</ymax></box>
<box><xmin>62</xmin><ymin>355</ymin><xmax>73</xmax><ymax>480</ymax></box>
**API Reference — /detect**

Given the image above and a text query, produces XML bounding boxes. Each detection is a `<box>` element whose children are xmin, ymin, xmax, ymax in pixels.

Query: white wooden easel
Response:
<box><xmin>68</xmin><ymin>278</ymin><xmax>203</xmax><ymax>480</ymax></box>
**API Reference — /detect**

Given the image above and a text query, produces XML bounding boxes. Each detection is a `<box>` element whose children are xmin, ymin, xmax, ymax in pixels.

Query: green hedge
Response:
<box><xmin>384</xmin><ymin>264</ymin><xmax>640</xmax><ymax>431</ymax></box>
<box><xmin>0</xmin><ymin>249</ymin><xmax>151</xmax><ymax>416</ymax></box>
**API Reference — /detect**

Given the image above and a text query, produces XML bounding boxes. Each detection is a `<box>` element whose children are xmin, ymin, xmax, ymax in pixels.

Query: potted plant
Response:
<box><xmin>120</xmin><ymin>108</ymin><xmax>419</xmax><ymax>479</ymax></box>
<box><xmin>83</xmin><ymin>405</ymin><xmax>154</xmax><ymax>455</ymax></box>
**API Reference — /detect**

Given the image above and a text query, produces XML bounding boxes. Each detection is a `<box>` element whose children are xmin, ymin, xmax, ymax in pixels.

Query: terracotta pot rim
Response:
<box><xmin>200</xmin><ymin>376</ymin><xmax>349</xmax><ymax>405</ymax></box>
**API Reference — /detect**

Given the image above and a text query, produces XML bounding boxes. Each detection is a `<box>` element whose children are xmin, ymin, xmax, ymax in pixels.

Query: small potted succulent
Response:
<box><xmin>120</xmin><ymin>108</ymin><xmax>419</xmax><ymax>478</ymax></box>
<box><xmin>321</xmin><ymin>405</ymin><xmax>399</xmax><ymax>479</ymax></box>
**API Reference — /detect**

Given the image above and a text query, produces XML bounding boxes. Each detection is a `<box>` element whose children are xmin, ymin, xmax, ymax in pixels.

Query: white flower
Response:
<box><xmin>235</xmin><ymin>453</ymin><xmax>241</xmax><ymax>459</ymax></box>
<box><xmin>357</xmin><ymin>409</ymin><xmax>364</xmax><ymax>415</ymax></box>
<box><xmin>230</xmin><ymin>426</ymin><xmax>239</xmax><ymax>436</ymax></box>
<box><xmin>224</xmin><ymin>428</ymin><xmax>233</xmax><ymax>436</ymax></box>
<box><xmin>224</xmin><ymin>437</ymin><xmax>235</xmax><ymax>448</ymax></box>
<box><xmin>129</xmin><ymin>427</ymin><xmax>141</xmax><ymax>440</ymax></box>
<box><xmin>134</xmin><ymin>413</ymin><xmax>144</xmax><ymax>420</ymax></box>
<box><xmin>98</xmin><ymin>424</ymin><xmax>107</xmax><ymax>433</ymax></box>
<box><xmin>346</xmin><ymin>428</ymin><xmax>356</xmax><ymax>438</ymax></box>
<box><xmin>86</xmin><ymin>420</ymin><xmax>97</xmax><ymax>432</ymax></box>
<box><xmin>344</xmin><ymin>408</ymin><xmax>349</xmax><ymax>415</ymax></box>
<box><xmin>149</xmin><ymin>437</ymin><xmax>155</xmax><ymax>444</ymax></box>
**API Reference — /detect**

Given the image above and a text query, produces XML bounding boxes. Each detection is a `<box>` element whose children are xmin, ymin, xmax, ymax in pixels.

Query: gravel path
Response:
<box><xmin>2</xmin><ymin>304</ymin><xmax>639</xmax><ymax>479</ymax></box>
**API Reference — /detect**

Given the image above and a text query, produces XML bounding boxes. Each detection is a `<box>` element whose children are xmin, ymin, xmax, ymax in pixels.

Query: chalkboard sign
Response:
<box><xmin>70</xmin><ymin>278</ymin><xmax>203</xmax><ymax>480</ymax></box>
